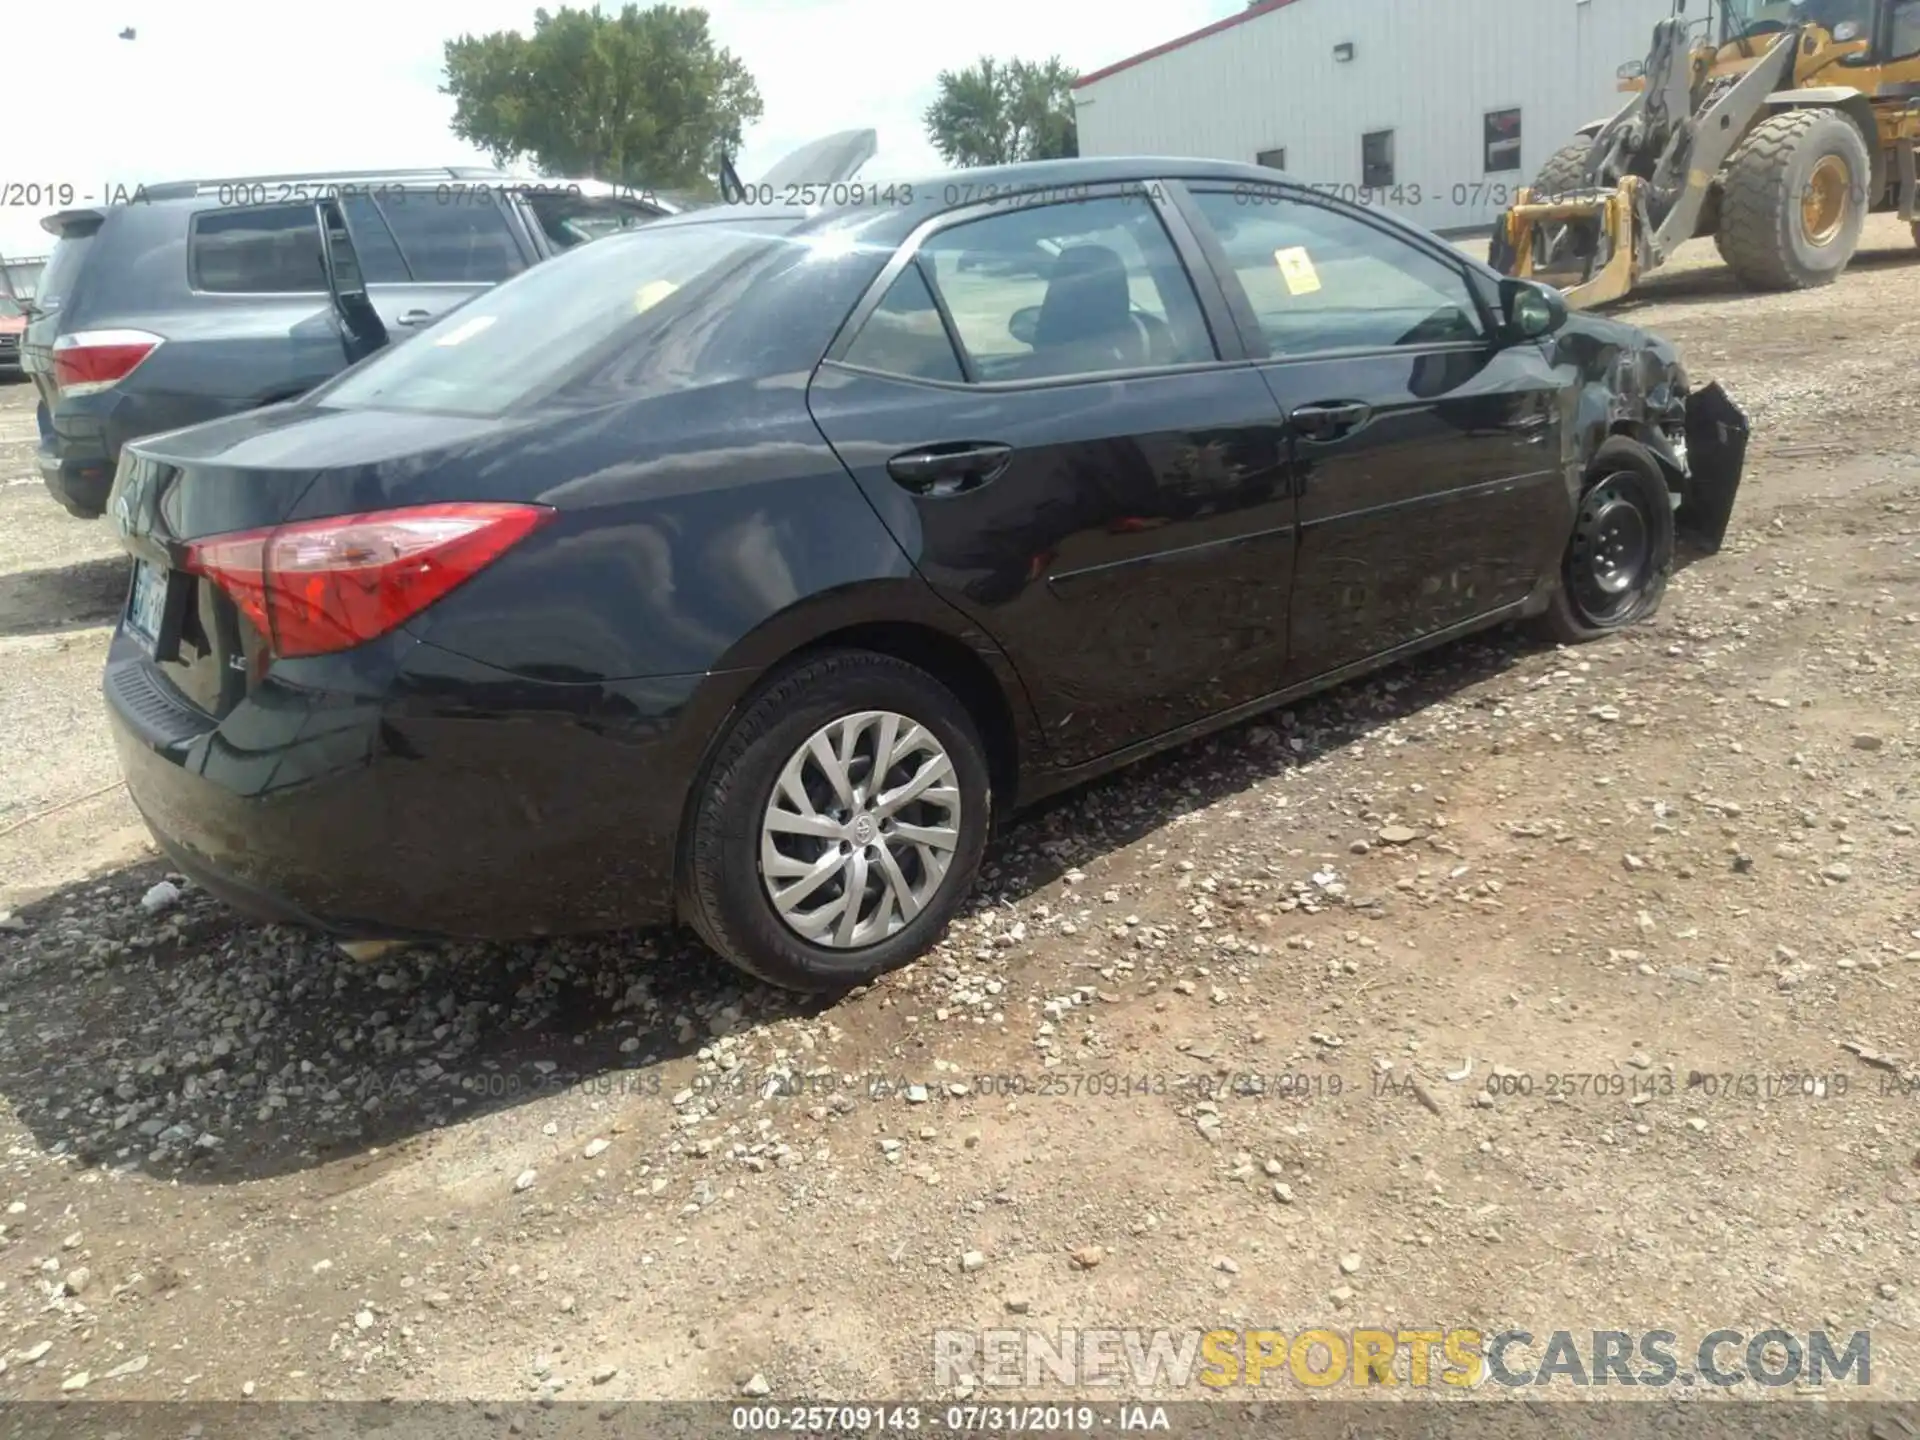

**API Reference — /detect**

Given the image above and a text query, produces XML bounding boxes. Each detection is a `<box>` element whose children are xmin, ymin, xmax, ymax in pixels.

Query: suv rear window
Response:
<box><xmin>191</xmin><ymin>204</ymin><xmax>326</xmax><ymax>293</ymax></box>
<box><xmin>36</xmin><ymin>225</ymin><xmax>99</xmax><ymax>312</ymax></box>
<box><xmin>312</xmin><ymin>217</ymin><xmax>800</xmax><ymax>417</ymax></box>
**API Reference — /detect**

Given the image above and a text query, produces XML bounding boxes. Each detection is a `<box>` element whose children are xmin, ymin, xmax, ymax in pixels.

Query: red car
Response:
<box><xmin>0</xmin><ymin>295</ymin><xmax>24</xmax><ymax>378</ymax></box>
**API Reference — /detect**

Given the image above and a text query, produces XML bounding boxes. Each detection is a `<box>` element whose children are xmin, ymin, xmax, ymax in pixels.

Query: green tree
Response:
<box><xmin>442</xmin><ymin>4</ymin><xmax>762</xmax><ymax>192</ymax></box>
<box><xmin>923</xmin><ymin>56</ymin><xmax>1079</xmax><ymax>169</ymax></box>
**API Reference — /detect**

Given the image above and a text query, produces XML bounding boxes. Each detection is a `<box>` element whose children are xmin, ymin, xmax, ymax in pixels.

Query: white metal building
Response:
<box><xmin>1072</xmin><ymin>0</ymin><xmax>1679</xmax><ymax>233</ymax></box>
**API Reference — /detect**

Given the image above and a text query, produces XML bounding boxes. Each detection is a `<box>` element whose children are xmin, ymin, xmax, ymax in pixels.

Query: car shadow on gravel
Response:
<box><xmin>0</xmin><ymin>614</ymin><xmax>1591</xmax><ymax>1188</ymax></box>
<box><xmin>0</xmin><ymin>554</ymin><xmax>130</xmax><ymax>638</ymax></box>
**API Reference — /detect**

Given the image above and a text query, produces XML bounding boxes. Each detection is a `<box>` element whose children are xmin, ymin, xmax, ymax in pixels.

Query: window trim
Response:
<box><xmin>186</xmin><ymin>201</ymin><xmax>331</xmax><ymax>298</ymax></box>
<box><xmin>1483</xmin><ymin>107</ymin><xmax>1524</xmax><ymax>176</ymax></box>
<box><xmin>1168</xmin><ymin>178</ymin><xmax>1501</xmax><ymax>364</ymax></box>
<box><xmin>823</xmin><ymin>179</ymin><xmax>1251</xmax><ymax>392</ymax></box>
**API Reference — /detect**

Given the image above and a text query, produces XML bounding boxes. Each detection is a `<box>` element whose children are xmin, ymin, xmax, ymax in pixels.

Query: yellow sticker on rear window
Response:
<box><xmin>1274</xmin><ymin>246</ymin><xmax>1322</xmax><ymax>296</ymax></box>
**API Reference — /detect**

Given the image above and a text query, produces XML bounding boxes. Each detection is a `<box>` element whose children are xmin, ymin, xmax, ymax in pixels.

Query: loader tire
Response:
<box><xmin>1715</xmin><ymin>108</ymin><xmax>1870</xmax><ymax>290</ymax></box>
<box><xmin>1532</xmin><ymin>137</ymin><xmax>1597</xmax><ymax>204</ymax></box>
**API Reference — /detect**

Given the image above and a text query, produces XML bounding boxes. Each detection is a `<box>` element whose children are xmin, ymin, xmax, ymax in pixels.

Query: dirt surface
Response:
<box><xmin>1</xmin><ymin>218</ymin><xmax>1919</xmax><ymax>1408</ymax></box>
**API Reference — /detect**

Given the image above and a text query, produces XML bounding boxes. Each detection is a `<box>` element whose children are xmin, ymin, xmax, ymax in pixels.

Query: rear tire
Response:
<box><xmin>1535</xmin><ymin>438</ymin><xmax>1674</xmax><ymax>646</ymax></box>
<box><xmin>1715</xmin><ymin>109</ymin><xmax>1871</xmax><ymax>290</ymax></box>
<box><xmin>681</xmin><ymin>650</ymin><xmax>991</xmax><ymax>993</ymax></box>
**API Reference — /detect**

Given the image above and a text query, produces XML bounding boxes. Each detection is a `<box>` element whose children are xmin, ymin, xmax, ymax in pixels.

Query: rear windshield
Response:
<box><xmin>313</xmin><ymin>217</ymin><xmax>800</xmax><ymax>417</ymax></box>
<box><xmin>36</xmin><ymin>229</ymin><xmax>98</xmax><ymax>313</ymax></box>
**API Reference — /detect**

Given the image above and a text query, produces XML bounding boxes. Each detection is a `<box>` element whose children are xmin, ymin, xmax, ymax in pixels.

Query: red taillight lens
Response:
<box><xmin>184</xmin><ymin>503</ymin><xmax>553</xmax><ymax>659</ymax></box>
<box><xmin>52</xmin><ymin>329</ymin><xmax>163</xmax><ymax>396</ymax></box>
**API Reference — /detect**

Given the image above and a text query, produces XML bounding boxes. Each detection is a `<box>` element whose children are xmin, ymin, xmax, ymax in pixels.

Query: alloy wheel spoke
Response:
<box><xmin>835</xmin><ymin>849</ymin><xmax>872</xmax><ymax>947</ymax></box>
<box><xmin>889</xmin><ymin>820</ymin><xmax>958</xmax><ymax>852</ymax></box>
<box><xmin>872</xmin><ymin>843</ymin><xmax>921</xmax><ymax>924</ymax></box>
<box><xmin>770</xmin><ymin>849</ymin><xmax>845</xmax><ymax>910</ymax></box>
<box><xmin>873</xmin><ymin>754</ymin><xmax>953</xmax><ymax>818</ymax></box>
<box><xmin>765</xmin><ymin>808</ymin><xmax>845</xmax><ymax>840</ymax></box>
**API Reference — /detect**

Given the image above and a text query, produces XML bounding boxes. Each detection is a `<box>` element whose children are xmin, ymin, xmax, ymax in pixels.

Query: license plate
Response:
<box><xmin>127</xmin><ymin>559</ymin><xmax>168</xmax><ymax>647</ymax></box>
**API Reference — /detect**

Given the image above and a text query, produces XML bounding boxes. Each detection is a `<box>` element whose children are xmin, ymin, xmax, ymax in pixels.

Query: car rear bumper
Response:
<box><xmin>40</xmin><ymin>449</ymin><xmax>116</xmax><ymax>518</ymax></box>
<box><xmin>102</xmin><ymin>629</ymin><xmax>736</xmax><ymax>941</ymax></box>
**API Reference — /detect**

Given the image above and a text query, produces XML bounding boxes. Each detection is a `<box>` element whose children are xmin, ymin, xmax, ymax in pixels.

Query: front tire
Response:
<box><xmin>682</xmin><ymin>650</ymin><xmax>991</xmax><ymax>992</ymax></box>
<box><xmin>1536</xmin><ymin>438</ymin><xmax>1675</xmax><ymax>645</ymax></box>
<box><xmin>1715</xmin><ymin>108</ymin><xmax>1871</xmax><ymax>290</ymax></box>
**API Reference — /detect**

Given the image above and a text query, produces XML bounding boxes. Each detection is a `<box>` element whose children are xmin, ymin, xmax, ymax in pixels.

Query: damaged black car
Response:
<box><xmin>98</xmin><ymin>157</ymin><xmax>1748</xmax><ymax>992</ymax></box>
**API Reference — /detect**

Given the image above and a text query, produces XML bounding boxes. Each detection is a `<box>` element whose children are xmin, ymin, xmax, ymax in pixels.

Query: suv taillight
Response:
<box><xmin>183</xmin><ymin>503</ymin><xmax>554</xmax><ymax>659</ymax></box>
<box><xmin>52</xmin><ymin>329</ymin><xmax>163</xmax><ymax>395</ymax></box>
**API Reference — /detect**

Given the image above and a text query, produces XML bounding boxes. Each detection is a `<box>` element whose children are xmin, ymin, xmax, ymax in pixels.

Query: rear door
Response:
<box><xmin>355</xmin><ymin>184</ymin><xmax>533</xmax><ymax>336</ymax></box>
<box><xmin>1171</xmin><ymin>179</ymin><xmax>1566</xmax><ymax>681</ymax></box>
<box><xmin>808</xmin><ymin>183</ymin><xmax>1298</xmax><ymax>768</ymax></box>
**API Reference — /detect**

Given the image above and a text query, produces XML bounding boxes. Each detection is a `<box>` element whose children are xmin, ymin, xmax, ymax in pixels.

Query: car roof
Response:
<box><xmin>638</xmin><ymin>156</ymin><xmax>1293</xmax><ymax>249</ymax></box>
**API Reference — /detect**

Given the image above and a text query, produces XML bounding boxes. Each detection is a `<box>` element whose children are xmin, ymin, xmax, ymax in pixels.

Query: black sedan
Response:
<box><xmin>99</xmin><ymin>157</ymin><xmax>1748</xmax><ymax>991</ymax></box>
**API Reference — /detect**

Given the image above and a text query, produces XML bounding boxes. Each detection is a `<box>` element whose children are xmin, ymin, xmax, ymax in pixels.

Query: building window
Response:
<box><xmin>1485</xmin><ymin>109</ymin><xmax>1523</xmax><ymax>173</ymax></box>
<box><xmin>1256</xmin><ymin>147</ymin><xmax>1287</xmax><ymax>171</ymax></box>
<box><xmin>1362</xmin><ymin>130</ymin><xmax>1395</xmax><ymax>189</ymax></box>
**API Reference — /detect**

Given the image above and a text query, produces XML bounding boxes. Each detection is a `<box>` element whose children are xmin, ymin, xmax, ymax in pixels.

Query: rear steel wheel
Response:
<box><xmin>759</xmin><ymin>711</ymin><xmax>961</xmax><ymax>949</ymax></box>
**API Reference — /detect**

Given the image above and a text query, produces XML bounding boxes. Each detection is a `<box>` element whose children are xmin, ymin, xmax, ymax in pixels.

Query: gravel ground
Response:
<box><xmin>1</xmin><ymin>218</ymin><xmax>1918</xmax><ymax>1405</ymax></box>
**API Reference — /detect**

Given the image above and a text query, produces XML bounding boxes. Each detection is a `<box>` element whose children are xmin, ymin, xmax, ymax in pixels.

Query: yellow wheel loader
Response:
<box><xmin>1493</xmin><ymin>0</ymin><xmax>1920</xmax><ymax>308</ymax></box>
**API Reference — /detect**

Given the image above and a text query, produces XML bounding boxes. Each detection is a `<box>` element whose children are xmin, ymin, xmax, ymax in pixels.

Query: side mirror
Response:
<box><xmin>1009</xmin><ymin>305</ymin><xmax>1040</xmax><ymax>347</ymax></box>
<box><xmin>1500</xmin><ymin>277</ymin><xmax>1568</xmax><ymax>341</ymax></box>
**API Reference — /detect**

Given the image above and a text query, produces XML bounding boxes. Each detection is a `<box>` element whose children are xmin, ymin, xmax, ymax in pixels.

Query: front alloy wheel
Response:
<box><xmin>759</xmin><ymin>711</ymin><xmax>962</xmax><ymax>948</ymax></box>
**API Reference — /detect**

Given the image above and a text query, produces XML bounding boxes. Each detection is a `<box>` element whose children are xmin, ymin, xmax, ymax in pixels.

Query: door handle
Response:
<box><xmin>395</xmin><ymin>309</ymin><xmax>434</xmax><ymax>327</ymax></box>
<box><xmin>1290</xmin><ymin>401</ymin><xmax>1372</xmax><ymax>440</ymax></box>
<box><xmin>886</xmin><ymin>443</ymin><xmax>1012</xmax><ymax>496</ymax></box>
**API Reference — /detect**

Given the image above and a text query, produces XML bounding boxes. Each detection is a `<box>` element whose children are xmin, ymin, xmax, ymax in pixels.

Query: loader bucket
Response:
<box><xmin>1678</xmin><ymin>381</ymin><xmax>1750</xmax><ymax>554</ymax></box>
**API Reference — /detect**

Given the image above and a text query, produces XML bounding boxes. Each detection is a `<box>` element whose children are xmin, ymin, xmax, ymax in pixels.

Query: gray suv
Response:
<box><xmin>19</xmin><ymin>167</ymin><xmax>675</xmax><ymax>518</ymax></box>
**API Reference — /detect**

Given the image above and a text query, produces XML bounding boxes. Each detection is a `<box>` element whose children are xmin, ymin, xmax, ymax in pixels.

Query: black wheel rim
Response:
<box><xmin>1567</xmin><ymin>472</ymin><xmax>1654</xmax><ymax>627</ymax></box>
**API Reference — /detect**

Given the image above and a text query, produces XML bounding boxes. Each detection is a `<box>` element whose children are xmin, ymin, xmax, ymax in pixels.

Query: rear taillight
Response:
<box><xmin>183</xmin><ymin>503</ymin><xmax>553</xmax><ymax>659</ymax></box>
<box><xmin>51</xmin><ymin>328</ymin><xmax>164</xmax><ymax>396</ymax></box>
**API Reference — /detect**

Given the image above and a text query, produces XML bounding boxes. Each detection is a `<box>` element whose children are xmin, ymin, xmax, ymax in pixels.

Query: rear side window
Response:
<box><xmin>841</xmin><ymin>263</ymin><xmax>965</xmax><ymax>382</ymax></box>
<box><xmin>312</xmin><ymin>218</ymin><xmax>800</xmax><ymax>416</ymax></box>
<box><xmin>190</xmin><ymin>204</ymin><xmax>327</xmax><ymax>293</ymax></box>
<box><xmin>374</xmin><ymin>193</ymin><xmax>522</xmax><ymax>283</ymax></box>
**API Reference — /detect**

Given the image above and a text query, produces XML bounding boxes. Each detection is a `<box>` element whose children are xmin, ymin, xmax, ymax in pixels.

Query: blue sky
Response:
<box><xmin>2</xmin><ymin>0</ymin><xmax>1239</xmax><ymax>260</ymax></box>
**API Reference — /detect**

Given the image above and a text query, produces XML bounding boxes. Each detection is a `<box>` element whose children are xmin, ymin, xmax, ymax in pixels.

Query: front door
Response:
<box><xmin>808</xmin><ymin>187</ymin><xmax>1297</xmax><ymax>768</ymax></box>
<box><xmin>1174</xmin><ymin>182</ymin><xmax>1567</xmax><ymax>681</ymax></box>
